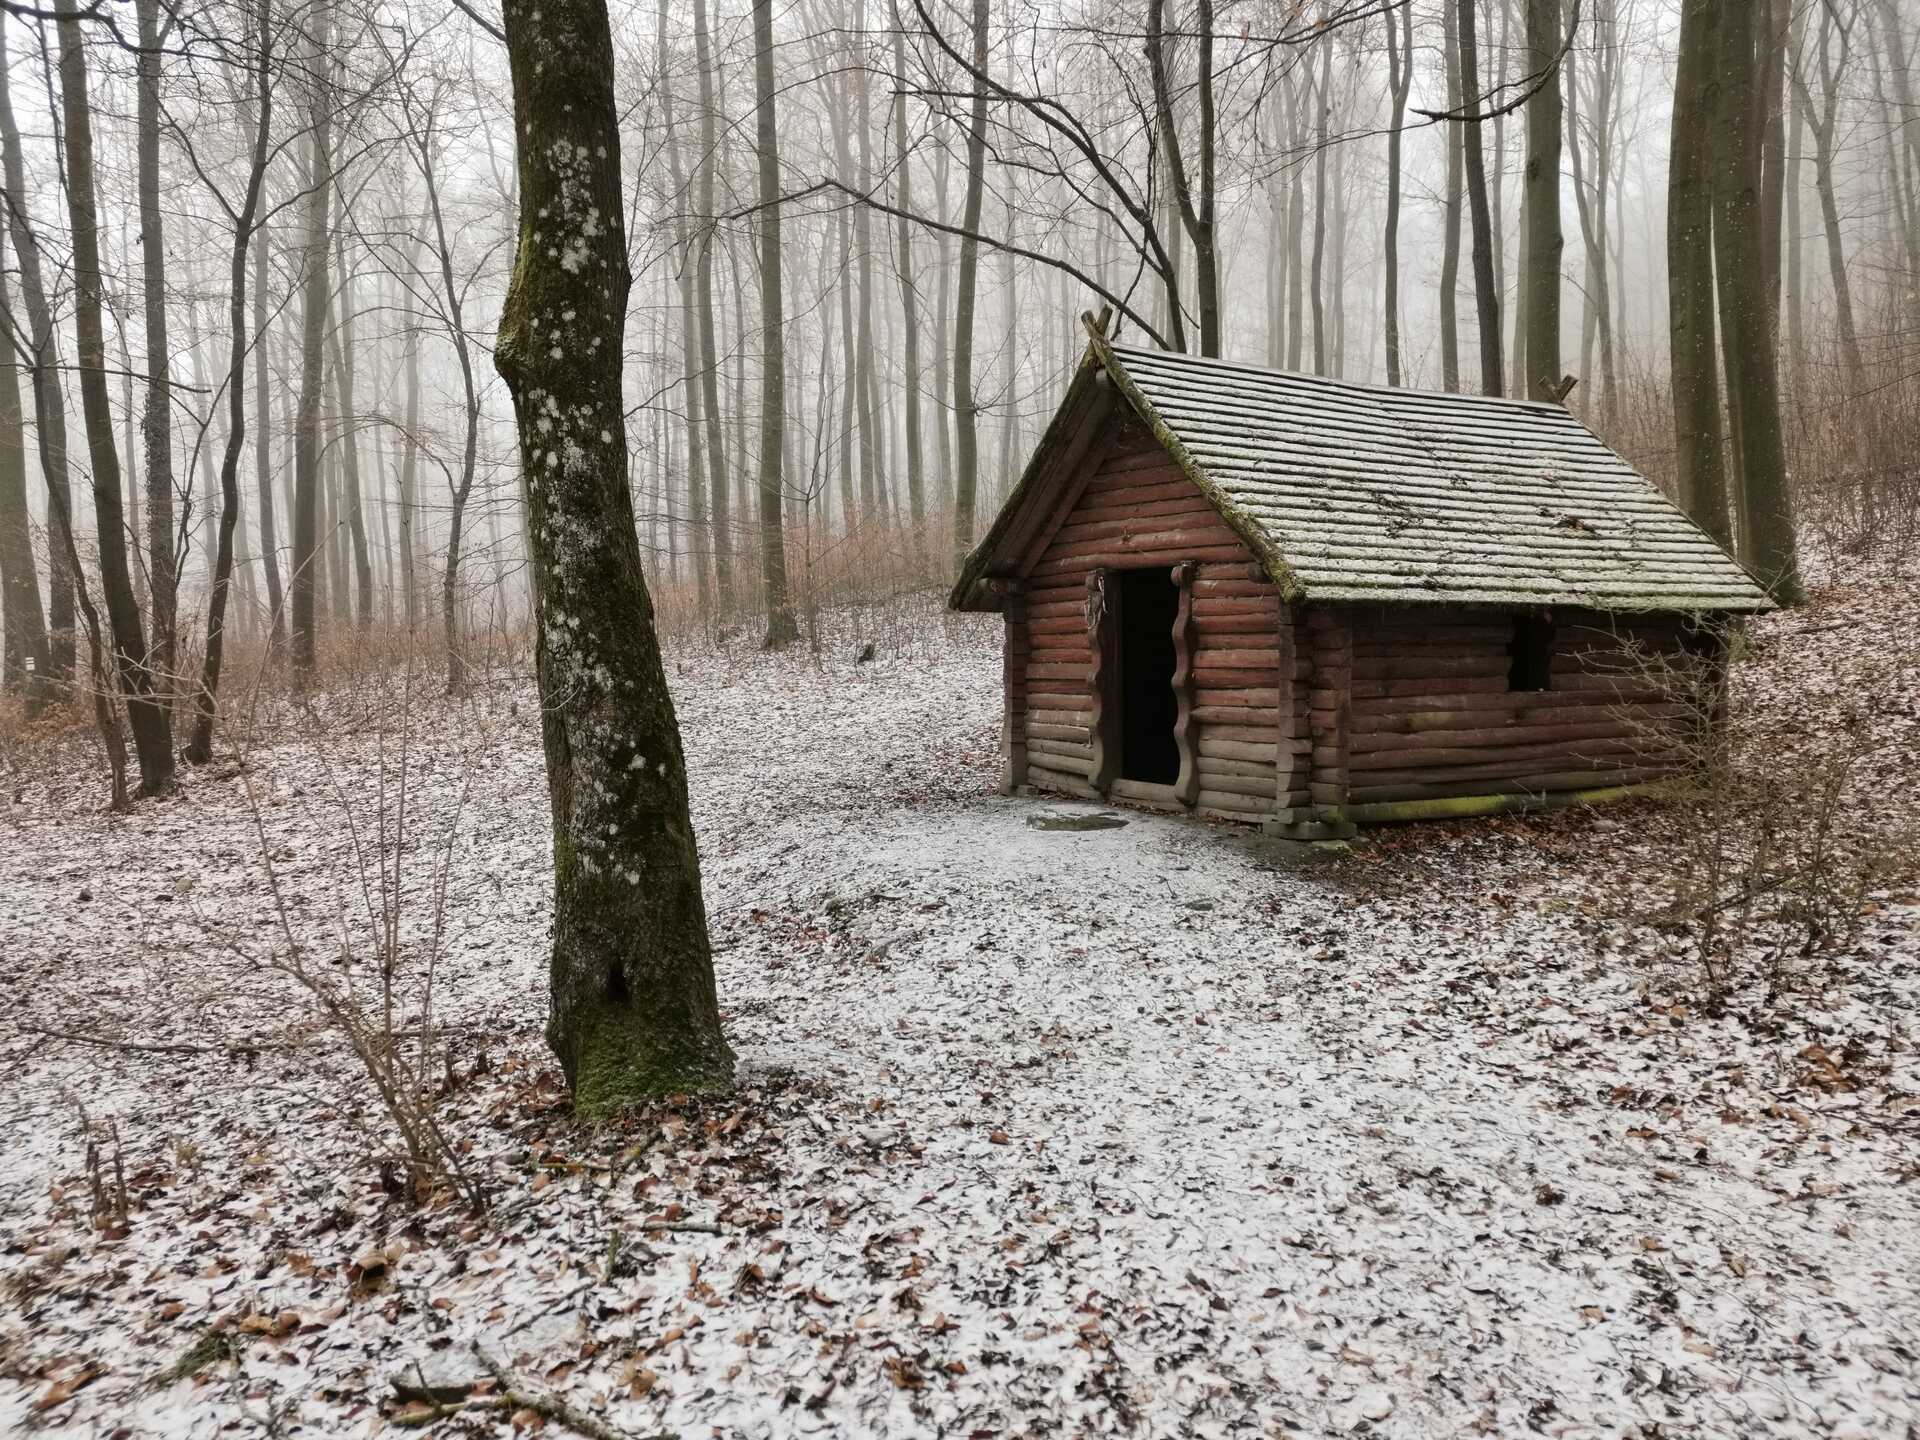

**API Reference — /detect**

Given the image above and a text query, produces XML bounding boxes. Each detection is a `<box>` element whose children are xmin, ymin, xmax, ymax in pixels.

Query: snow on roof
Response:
<box><xmin>953</xmin><ymin>338</ymin><xmax>1773</xmax><ymax>613</ymax></box>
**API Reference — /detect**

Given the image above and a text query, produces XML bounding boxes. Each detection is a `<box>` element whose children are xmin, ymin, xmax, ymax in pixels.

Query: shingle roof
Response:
<box><xmin>952</xmin><ymin>338</ymin><xmax>1773</xmax><ymax>613</ymax></box>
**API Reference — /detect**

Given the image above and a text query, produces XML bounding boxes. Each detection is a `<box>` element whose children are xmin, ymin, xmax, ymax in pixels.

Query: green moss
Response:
<box><xmin>566</xmin><ymin>994</ymin><xmax>733</xmax><ymax>1124</ymax></box>
<box><xmin>1346</xmin><ymin>783</ymin><xmax>1666</xmax><ymax>825</ymax></box>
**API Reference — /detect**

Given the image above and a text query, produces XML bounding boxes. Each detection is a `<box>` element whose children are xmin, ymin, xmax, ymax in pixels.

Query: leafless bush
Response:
<box><xmin>1607</xmin><ymin>626</ymin><xmax>1917</xmax><ymax>1003</ymax></box>
<box><xmin>203</xmin><ymin>636</ymin><xmax>506</xmax><ymax>1212</ymax></box>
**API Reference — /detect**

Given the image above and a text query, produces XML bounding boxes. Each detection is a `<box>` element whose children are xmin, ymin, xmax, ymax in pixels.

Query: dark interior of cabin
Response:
<box><xmin>1117</xmin><ymin>567</ymin><xmax>1181</xmax><ymax>784</ymax></box>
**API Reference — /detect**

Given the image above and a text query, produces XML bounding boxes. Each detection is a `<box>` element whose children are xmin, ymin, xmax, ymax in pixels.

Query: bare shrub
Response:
<box><xmin>201</xmin><ymin>634</ymin><xmax>508</xmax><ymax>1211</ymax></box>
<box><xmin>1607</xmin><ymin>623</ymin><xmax>1918</xmax><ymax>1002</ymax></box>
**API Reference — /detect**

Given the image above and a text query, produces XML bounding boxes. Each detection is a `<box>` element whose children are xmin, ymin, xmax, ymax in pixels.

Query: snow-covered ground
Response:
<box><xmin>1</xmin><ymin>573</ymin><xmax>1917</xmax><ymax>1439</ymax></box>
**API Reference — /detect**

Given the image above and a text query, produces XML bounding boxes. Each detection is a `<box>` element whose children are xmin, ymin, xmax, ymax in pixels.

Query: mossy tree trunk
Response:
<box><xmin>495</xmin><ymin>0</ymin><xmax>734</xmax><ymax>1118</ymax></box>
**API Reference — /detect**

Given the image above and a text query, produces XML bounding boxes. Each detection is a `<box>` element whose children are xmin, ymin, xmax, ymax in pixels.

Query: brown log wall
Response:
<box><xmin>1016</xmin><ymin>425</ymin><xmax>1300</xmax><ymax>820</ymax></box>
<box><xmin>1336</xmin><ymin>604</ymin><xmax>1710</xmax><ymax>810</ymax></box>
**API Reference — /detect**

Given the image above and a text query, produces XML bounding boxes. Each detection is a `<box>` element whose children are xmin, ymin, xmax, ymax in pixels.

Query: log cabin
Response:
<box><xmin>949</xmin><ymin>327</ymin><xmax>1774</xmax><ymax>839</ymax></box>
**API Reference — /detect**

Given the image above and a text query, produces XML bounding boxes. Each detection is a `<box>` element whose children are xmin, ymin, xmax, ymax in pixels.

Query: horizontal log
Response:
<box><xmin>1191</xmin><ymin>576</ymin><xmax>1273</xmax><ymax>598</ymax></box>
<box><xmin>1343</xmin><ymin>782</ymin><xmax>1666</xmax><ymax>825</ymax></box>
<box><xmin>1189</xmin><ymin>687</ymin><xmax>1282</xmax><ymax>708</ymax></box>
<box><xmin>1028</xmin><ymin>662</ymin><xmax>1092</xmax><ymax>683</ymax></box>
<box><xmin>1354</xmin><ymin>628</ymin><xmax>1515</xmax><ymax>650</ymax></box>
<box><xmin>1348</xmin><ymin>735</ymin><xmax>1657</xmax><ymax>772</ymax></box>
<box><xmin>1353</xmin><ymin>689</ymin><xmax>1686</xmax><ymax>718</ymax></box>
<box><xmin>1074</xmin><ymin>477</ymin><xmax>1202</xmax><ymax>513</ymax></box>
<box><xmin>1033</xmin><ymin>543</ymin><xmax>1252</xmax><ymax>578</ymax></box>
<box><xmin>1350</xmin><ymin>656</ymin><xmax>1513</xmax><ymax>682</ymax></box>
<box><xmin>1025</xmin><ymin>766</ymin><xmax>1103</xmax><ymax>801</ymax></box>
<box><xmin>1027</xmin><ymin>615</ymin><xmax>1089</xmax><ymax>637</ymax></box>
<box><xmin>1194</xmin><ymin>667</ymin><xmax>1283</xmax><ymax>691</ymax></box>
<box><xmin>1066</xmin><ymin>493</ymin><xmax>1219</xmax><ymax>527</ymax></box>
<box><xmin>1196</xmin><ymin>788</ymin><xmax>1276</xmax><ymax>816</ymax></box>
<box><xmin>1193</xmin><ymin>704</ymin><xmax>1281</xmax><ymax>726</ymax></box>
<box><xmin>1309</xmin><ymin>782</ymin><xmax>1347</xmax><ymax>805</ymax></box>
<box><xmin>1349</xmin><ymin>753</ymin><xmax>1681</xmax><ymax>790</ymax></box>
<box><xmin>1193</xmin><ymin>616</ymin><xmax>1281</xmax><ymax>640</ymax></box>
<box><xmin>1346</xmin><ymin>765</ymin><xmax>1680</xmax><ymax>805</ymax></box>
<box><xmin>1027</xmin><ymin>738</ymin><xmax>1094</xmax><ymax>763</ymax></box>
<box><xmin>1029</xmin><ymin>707</ymin><xmax>1091</xmax><ymax>728</ymax></box>
<box><xmin>1027</xmin><ymin>723</ymin><xmax>1092</xmax><ymax>744</ymax></box>
<box><xmin>1350</xmin><ymin>675</ymin><xmax>1509</xmax><ymax>699</ymax></box>
<box><xmin>1198</xmin><ymin>737</ymin><xmax>1279</xmax><ymax>762</ymax></box>
<box><xmin>1187</xmin><ymin>646</ymin><xmax>1277</xmax><ymax>670</ymax></box>
<box><xmin>1053</xmin><ymin>508</ymin><xmax>1227</xmax><ymax>548</ymax></box>
<box><xmin>1028</xmin><ymin>690</ymin><xmax>1090</xmax><ymax>711</ymax></box>
<box><xmin>1352</xmin><ymin>719</ymin><xmax>1659</xmax><ymax>752</ymax></box>
<box><xmin>1196</xmin><ymin>754</ymin><xmax>1278</xmax><ymax>780</ymax></box>
<box><xmin>1195</xmin><ymin>771</ymin><xmax>1282</xmax><ymax>799</ymax></box>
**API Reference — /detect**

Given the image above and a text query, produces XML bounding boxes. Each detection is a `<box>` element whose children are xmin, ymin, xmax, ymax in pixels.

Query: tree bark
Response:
<box><xmin>1457</xmin><ymin>0</ymin><xmax>1504</xmax><ymax>396</ymax></box>
<box><xmin>55</xmin><ymin>0</ymin><xmax>174</xmax><ymax>793</ymax></box>
<box><xmin>0</xmin><ymin>231</ymin><xmax>50</xmax><ymax>708</ymax></box>
<box><xmin>890</xmin><ymin>9</ymin><xmax>926</xmax><ymax>568</ymax></box>
<box><xmin>0</xmin><ymin>11</ymin><xmax>75</xmax><ymax>681</ymax></box>
<box><xmin>692</xmin><ymin>0</ymin><xmax>731</xmax><ymax>602</ymax></box>
<box><xmin>495</xmin><ymin>0</ymin><xmax>734</xmax><ymax>1116</ymax></box>
<box><xmin>184</xmin><ymin>0</ymin><xmax>273</xmax><ymax>765</ymax></box>
<box><xmin>136</xmin><ymin>0</ymin><xmax>178</xmax><ymax>699</ymax></box>
<box><xmin>1669</xmin><ymin>0</ymin><xmax>1730</xmax><ymax>543</ymax></box>
<box><xmin>289</xmin><ymin>1</ymin><xmax>333</xmax><ymax>678</ymax></box>
<box><xmin>1382</xmin><ymin>0</ymin><xmax>1412</xmax><ymax>387</ymax></box>
<box><xmin>951</xmin><ymin>0</ymin><xmax>988</xmax><ymax>568</ymax></box>
<box><xmin>751</xmin><ymin>0</ymin><xmax>796</xmax><ymax>648</ymax></box>
<box><xmin>1147</xmin><ymin>0</ymin><xmax>1219</xmax><ymax>356</ymax></box>
<box><xmin>1522</xmin><ymin>0</ymin><xmax>1564</xmax><ymax>401</ymax></box>
<box><xmin>253</xmin><ymin>222</ymin><xmax>285</xmax><ymax>651</ymax></box>
<box><xmin>1439</xmin><ymin>0</ymin><xmax>1463</xmax><ymax>391</ymax></box>
<box><xmin>1713</xmin><ymin>0</ymin><xmax>1801</xmax><ymax>604</ymax></box>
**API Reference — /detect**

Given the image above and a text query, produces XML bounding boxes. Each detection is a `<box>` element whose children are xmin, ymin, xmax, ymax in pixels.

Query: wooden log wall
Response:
<box><xmin>1017</xmin><ymin>420</ymin><xmax>1301</xmax><ymax>820</ymax></box>
<box><xmin>1337</xmin><ymin>604</ymin><xmax>1712</xmax><ymax>813</ymax></box>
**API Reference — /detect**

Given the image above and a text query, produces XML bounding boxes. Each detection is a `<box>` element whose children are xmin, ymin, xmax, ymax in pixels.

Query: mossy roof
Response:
<box><xmin>951</xmin><ymin>337</ymin><xmax>1774</xmax><ymax>614</ymax></box>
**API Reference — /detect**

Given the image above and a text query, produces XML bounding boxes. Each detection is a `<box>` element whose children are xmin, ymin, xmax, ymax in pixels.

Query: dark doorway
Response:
<box><xmin>1116</xmin><ymin>567</ymin><xmax>1180</xmax><ymax>783</ymax></box>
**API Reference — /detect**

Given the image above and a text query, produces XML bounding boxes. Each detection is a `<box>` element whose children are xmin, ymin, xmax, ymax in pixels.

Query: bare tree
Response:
<box><xmin>1522</xmin><ymin>0</ymin><xmax>1565</xmax><ymax>401</ymax></box>
<box><xmin>752</xmin><ymin>0</ymin><xmax>796</xmax><ymax>648</ymax></box>
<box><xmin>950</xmin><ymin>0</ymin><xmax>987</xmax><ymax>566</ymax></box>
<box><xmin>55</xmin><ymin>0</ymin><xmax>174</xmax><ymax>792</ymax></box>
<box><xmin>1669</xmin><ymin>0</ymin><xmax>1730</xmax><ymax>543</ymax></box>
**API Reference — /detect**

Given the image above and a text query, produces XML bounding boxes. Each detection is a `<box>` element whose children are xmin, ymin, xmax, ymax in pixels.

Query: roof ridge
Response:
<box><xmin>1108</xmin><ymin>341</ymin><xmax>1574</xmax><ymax>416</ymax></box>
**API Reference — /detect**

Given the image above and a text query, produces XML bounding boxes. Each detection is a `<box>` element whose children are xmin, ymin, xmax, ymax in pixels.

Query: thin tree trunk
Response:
<box><xmin>55</xmin><ymin>0</ymin><xmax>173</xmax><ymax>792</ymax></box>
<box><xmin>253</xmin><ymin>223</ymin><xmax>285</xmax><ymax>650</ymax></box>
<box><xmin>329</xmin><ymin>234</ymin><xmax>373</xmax><ymax>627</ymax></box>
<box><xmin>657</xmin><ymin>2</ymin><xmax>710</xmax><ymax>614</ymax></box>
<box><xmin>1790</xmin><ymin>5</ymin><xmax>1865</xmax><ymax>393</ymax></box>
<box><xmin>951</xmin><ymin>0</ymin><xmax>988</xmax><ymax>568</ymax></box>
<box><xmin>0</xmin><ymin>12</ymin><xmax>75</xmax><ymax>681</ymax></box>
<box><xmin>1147</xmin><ymin>0</ymin><xmax>1220</xmax><ymax>356</ymax></box>
<box><xmin>289</xmin><ymin>1</ymin><xmax>333</xmax><ymax>677</ymax></box>
<box><xmin>1458</xmin><ymin>0</ymin><xmax>1504</xmax><ymax>395</ymax></box>
<box><xmin>890</xmin><ymin>9</ymin><xmax>926</xmax><ymax>567</ymax></box>
<box><xmin>495</xmin><ymin>0</ymin><xmax>734</xmax><ymax>1115</ymax></box>
<box><xmin>1310</xmin><ymin>29</ymin><xmax>1330</xmax><ymax>374</ymax></box>
<box><xmin>136</xmin><ymin>0</ymin><xmax>178</xmax><ymax>697</ymax></box>
<box><xmin>692</xmin><ymin>0</ymin><xmax>731</xmax><ymax>602</ymax></box>
<box><xmin>1382</xmin><ymin>0</ymin><xmax>1412</xmax><ymax>387</ymax></box>
<box><xmin>751</xmin><ymin>0</ymin><xmax>795</xmax><ymax>648</ymax></box>
<box><xmin>184</xmin><ymin>0</ymin><xmax>272</xmax><ymax>764</ymax></box>
<box><xmin>0</xmin><ymin>234</ymin><xmax>50</xmax><ymax>708</ymax></box>
<box><xmin>1439</xmin><ymin>0</ymin><xmax>1462</xmax><ymax>390</ymax></box>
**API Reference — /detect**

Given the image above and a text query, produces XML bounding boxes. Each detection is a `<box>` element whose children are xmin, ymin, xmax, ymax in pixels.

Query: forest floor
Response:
<box><xmin>2</xmin><ymin>561</ymin><xmax>1918</xmax><ymax>1440</ymax></box>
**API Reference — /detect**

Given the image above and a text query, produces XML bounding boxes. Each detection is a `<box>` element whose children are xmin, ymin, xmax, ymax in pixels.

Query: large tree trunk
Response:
<box><xmin>1457</xmin><ymin>0</ymin><xmax>1503</xmax><ymax>396</ymax></box>
<box><xmin>692</xmin><ymin>0</ymin><xmax>731</xmax><ymax>602</ymax></box>
<box><xmin>185</xmin><ymin>0</ymin><xmax>273</xmax><ymax>764</ymax></box>
<box><xmin>1714</xmin><ymin>0</ymin><xmax>1801</xmax><ymax>604</ymax></box>
<box><xmin>1669</xmin><ymin>0</ymin><xmax>1730</xmax><ymax>543</ymax></box>
<box><xmin>951</xmin><ymin>0</ymin><xmax>988</xmax><ymax>568</ymax></box>
<box><xmin>0</xmin><ymin>12</ymin><xmax>75</xmax><ymax>682</ymax></box>
<box><xmin>55</xmin><ymin>0</ymin><xmax>173</xmax><ymax>793</ymax></box>
<box><xmin>1522</xmin><ymin>0</ymin><xmax>1564</xmax><ymax>401</ymax></box>
<box><xmin>0</xmin><ymin>239</ymin><xmax>50</xmax><ymax>709</ymax></box>
<box><xmin>495</xmin><ymin>0</ymin><xmax>734</xmax><ymax>1116</ymax></box>
<box><xmin>136</xmin><ymin>0</ymin><xmax>178</xmax><ymax>700</ymax></box>
<box><xmin>751</xmin><ymin>0</ymin><xmax>796</xmax><ymax>649</ymax></box>
<box><xmin>289</xmin><ymin>2</ymin><xmax>333</xmax><ymax>678</ymax></box>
